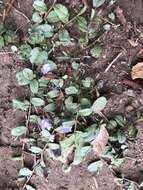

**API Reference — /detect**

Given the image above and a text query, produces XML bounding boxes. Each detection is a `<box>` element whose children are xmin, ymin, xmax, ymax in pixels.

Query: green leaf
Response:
<box><xmin>36</xmin><ymin>24</ymin><xmax>53</xmax><ymax>38</ymax></box>
<box><xmin>128</xmin><ymin>126</ymin><xmax>138</xmax><ymax>138</ymax></box>
<box><xmin>72</xmin><ymin>62</ymin><xmax>79</xmax><ymax>70</ymax></box>
<box><xmin>108</xmin><ymin>13</ymin><xmax>115</xmax><ymax>20</ymax></box>
<box><xmin>88</xmin><ymin>27</ymin><xmax>97</xmax><ymax>39</ymax></box>
<box><xmin>30</xmin><ymin>47</ymin><xmax>48</xmax><ymax>65</ymax></box>
<box><xmin>48</xmin><ymin>143</ymin><xmax>60</xmax><ymax>150</ymax></box>
<box><xmin>51</xmin><ymin>79</ymin><xmax>64</xmax><ymax>88</ymax></box>
<box><xmin>57</xmin><ymin>29</ymin><xmax>72</xmax><ymax>46</ymax></box>
<box><xmin>0</xmin><ymin>36</ymin><xmax>4</xmax><ymax>49</ymax></box>
<box><xmin>11</xmin><ymin>126</ymin><xmax>27</xmax><ymax>137</ymax></box>
<box><xmin>48</xmin><ymin>89</ymin><xmax>60</xmax><ymax>98</ymax></box>
<box><xmin>103</xmin><ymin>24</ymin><xmax>111</xmax><ymax>31</ymax></box>
<box><xmin>41</xmin><ymin>129</ymin><xmax>51</xmax><ymax>139</ymax></box>
<box><xmin>35</xmin><ymin>165</ymin><xmax>44</xmax><ymax>177</ymax></box>
<box><xmin>54</xmin><ymin>4</ymin><xmax>69</xmax><ymax>23</ymax></box>
<box><xmin>29</xmin><ymin>32</ymin><xmax>44</xmax><ymax>45</ymax></box>
<box><xmin>31</xmin><ymin>97</ymin><xmax>45</xmax><ymax>106</ymax></box>
<box><xmin>79</xmin><ymin>108</ymin><xmax>92</xmax><ymax>116</ymax></box>
<box><xmin>20</xmin><ymin>44</ymin><xmax>32</xmax><ymax>60</ymax></box>
<box><xmin>33</xmin><ymin>0</ymin><xmax>47</xmax><ymax>12</ymax></box>
<box><xmin>87</xmin><ymin>160</ymin><xmax>103</xmax><ymax>173</ymax></box>
<box><xmin>82</xmin><ymin>77</ymin><xmax>94</xmax><ymax>88</ymax></box>
<box><xmin>92</xmin><ymin>96</ymin><xmax>107</xmax><ymax>113</ymax></box>
<box><xmin>39</xmin><ymin>77</ymin><xmax>49</xmax><ymax>87</ymax></box>
<box><xmin>47</xmin><ymin>10</ymin><xmax>60</xmax><ymax>23</ymax></box>
<box><xmin>11</xmin><ymin>156</ymin><xmax>23</xmax><ymax>161</ymax></box>
<box><xmin>77</xmin><ymin>16</ymin><xmax>88</xmax><ymax>33</ymax></box>
<box><xmin>107</xmin><ymin>120</ymin><xmax>117</xmax><ymax>130</ymax></box>
<box><xmin>80</xmin><ymin>98</ymin><xmax>91</xmax><ymax>107</ymax></box>
<box><xmin>32</xmin><ymin>12</ymin><xmax>43</xmax><ymax>23</ymax></box>
<box><xmin>4</xmin><ymin>31</ymin><xmax>12</xmax><ymax>44</ymax></box>
<box><xmin>29</xmin><ymin>115</ymin><xmax>40</xmax><ymax>124</ymax></box>
<box><xmin>73</xmin><ymin>146</ymin><xmax>91</xmax><ymax>165</ymax></box>
<box><xmin>22</xmin><ymin>68</ymin><xmax>34</xmax><ymax>81</ymax></box>
<box><xmin>128</xmin><ymin>182</ymin><xmax>136</xmax><ymax>190</ymax></box>
<box><xmin>93</xmin><ymin>0</ymin><xmax>106</xmax><ymax>8</ymax></box>
<box><xmin>45</xmin><ymin>60</ymin><xmax>57</xmax><ymax>71</ymax></box>
<box><xmin>44</xmin><ymin>103</ymin><xmax>56</xmax><ymax>112</ymax></box>
<box><xmin>13</xmin><ymin>99</ymin><xmax>30</xmax><ymax>111</ymax></box>
<box><xmin>19</xmin><ymin>167</ymin><xmax>32</xmax><ymax>177</ymax></box>
<box><xmin>30</xmin><ymin>79</ymin><xmax>39</xmax><ymax>94</ymax></box>
<box><xmin>65</xmin><ymin>86</ymin><xmax>78</xmax><ymax>95</ymax></box>
<box><xmin>90</xmin><ymin>46</ymin><xmax>102</xmax><ymax>58</ymax></box>
<box><xmin>115</xmin><ymin>115</ymin><xmax>124</xmax><ymax>127</ymax></box>
<box><xmin>59</xmin><ymin>134</ymin><xmax>75</xmax><ymax>163</ymax></box>
<box><xmin>65</xmin><ymin>97</ymin><xmax>79</xmax><ymax>113</ymax></box>
<box><xmin>29</xmin><ymin>146</ymin><xmax>43</xmax><ymax>154</ymax></box>
<box><xmin>26</xmin><ymin>185</ymin><xmax>36</xmax><ymax>190</ymax></box>
<box><xmin>62</xmin><ymin>120</ymin><xmax>76</xmax><ymax>128</ymax></box>
<box><xmin>111</xmin><ymin>158</ymin><xmax>124</xmax><ymax>167</ymax></box>
<box><xmin>16</xmin><ymin>71</ymin><xmax>30</xmax><ymax>86</ymax></box>
<box><xmin>117</xmin><ymin>130</ymin><xmax>126</xmax><ymax>144</ymax></box>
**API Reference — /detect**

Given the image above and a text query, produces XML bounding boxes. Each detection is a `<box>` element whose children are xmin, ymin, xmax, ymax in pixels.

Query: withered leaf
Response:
<box><xmin>91</xmin><ymin>125</ymin><xmax>109</xmax><ymax>157</ymax></box>
<box><xmin>128</xmin><ymin>39</ymin><xmax>138</xmax><ymax>47</ymax></box>
<box><xmin>131</xmin><ymin>62</ymin><xmax>143</xmax><ymax>79</ymax></box>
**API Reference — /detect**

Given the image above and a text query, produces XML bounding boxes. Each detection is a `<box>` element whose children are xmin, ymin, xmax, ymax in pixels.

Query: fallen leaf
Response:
<box><xmin>128</xmin><ymin>39</ymin><xmax>138</xmax><ymax>47</ymax></box>
<box><xmin>131</xmin><ymin>62</ymin><xmax>143</xmax><ymax>79</ymax></box>
<box><xmin>91</xmin><ymin>125</ymin><xmax>109</xmax><ymax>157</ymax></box>
<box><xmin>115</xmin><ymin>6</ymin><xmax>130</xmax><ymax>32</ymax></box>
<box><xmin>115</xmin><ymin>6</ymin><xmax>127</xmax><ymax>27</ymax></box>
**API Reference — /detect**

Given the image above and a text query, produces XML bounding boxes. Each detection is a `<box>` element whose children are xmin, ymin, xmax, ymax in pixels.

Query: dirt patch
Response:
<box><xmin>118</xmin><ymin>0</ymin><xmax>143</xmax><ymax>25</ymax></box>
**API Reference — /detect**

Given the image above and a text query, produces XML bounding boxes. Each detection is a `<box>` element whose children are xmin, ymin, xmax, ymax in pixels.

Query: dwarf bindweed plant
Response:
<box><xmin>11</xmin><ymin>1</ymin><xmax>130</xmax><ymax>189</ymax></box>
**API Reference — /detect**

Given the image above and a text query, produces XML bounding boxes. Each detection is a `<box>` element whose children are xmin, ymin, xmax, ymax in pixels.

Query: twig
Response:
<box><xmin>46</xmin><ymin>0</ymin><xmax>57</xmax><ymax>16</ymax></box>
<box><xmin>0</xmin><ymin>51</ymin><xmax>15</xmax><ymax>55</ymax></box>
<box><xmin>93</xmin><ymin>177</ymin><xmax>99</xmax><ymax>190</ymax></box>
<box><xmin>3</xmin><ymin>0</ymin><xmax>16</xmax><ymax>21</ymax></box>
<box><xmin>21</xmin><ymin>98</ymin><xmax>32</xmax><ymax>167</ymax></box>
<box><xmin>21</xmin><ymin>160</ymin><xmax>39</xmax><ymax>190</ymax></box>
<box><xmin>13</xmin><ymin>7</ymin><xmax>30</xmax><ymax>22</ymax></box>
<box><xmin>104</xmin><ymin>52</ymin><xmax>123</xmax><ymax>72</ymax></box>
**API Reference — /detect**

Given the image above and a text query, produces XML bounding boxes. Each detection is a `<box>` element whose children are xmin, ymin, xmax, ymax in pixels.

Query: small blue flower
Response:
<box><xmin>41</xmin><ymin>64</ymin><xmax>51</xmax><ymax>75</ymax></box>
<box><xmin>40</xmin><ymin>119</ymin><xmax>53</xmax><ymax>130</ymax></box>
<box><xmin>59</xmin><ymin>126</ymin><xmax>72</xmax><ymax>134</ymax></box>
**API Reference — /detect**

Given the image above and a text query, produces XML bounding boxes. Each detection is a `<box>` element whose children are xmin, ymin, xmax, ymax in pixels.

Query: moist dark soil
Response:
<box><xmin>1</xmin><ymin>0</ymin><xmax>143</xmax><ymax>190</ymax></box>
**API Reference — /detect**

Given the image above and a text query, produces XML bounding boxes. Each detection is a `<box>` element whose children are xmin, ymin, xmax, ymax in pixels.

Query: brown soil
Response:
<box><xmin>1</xmin><ymin>0</ymin><xmax>143</xmax><ymax>190</ymax></box>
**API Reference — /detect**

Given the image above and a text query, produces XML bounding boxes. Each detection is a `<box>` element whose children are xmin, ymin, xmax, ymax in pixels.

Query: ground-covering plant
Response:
<box><xmin>11</xmin><ymin>0</ymin><xmax>136</xmax><ymax>189</ymax></box>
<box><xmin>0</xmin><ymin>22</ymin><xmax>14</xmax><ymax>48</ymax></box>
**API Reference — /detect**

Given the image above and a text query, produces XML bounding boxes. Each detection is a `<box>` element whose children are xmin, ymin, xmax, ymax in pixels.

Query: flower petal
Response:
<box><xmin>40</xmin><ymin>119</ymin><xmax>53</xmax><ymax>130</ymax></box>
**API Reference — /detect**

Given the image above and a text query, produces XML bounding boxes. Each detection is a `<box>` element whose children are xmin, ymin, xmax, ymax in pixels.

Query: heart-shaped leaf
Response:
<box><xmin>93</xmin><ymin>0</ymin><xmax>106</xmax><ymax>8</ymax></box>
<box><xmin>31</xmin><ymin>97</ymin><xmax>45</xmax><ymax>106</ymax></box>
<box><xmin>54</xmin><ymin>4</ymin><xmax>69</xmax><ymax>23</ymax></box>
<box><xmin>26</xmin><ymin>185</ymin><xmax>36</xmax><ymax>190</ymax></box>
<box><xmin>92</xmin><ymin>96</ymin><xmax>107</xmax><ymax>113</ymax></box>
<box><xmin>29</xmin><ymin>146</ymin><xmax>43</xmax><ymax>154</ymax></box>
<box><xmin>87</xmin><ymin>160</ymin><xmax>103</xmax><ymax>173</ymax></box>
<box><xmin>79</xmin><ymin>108</ymin><xmax>92</xmax><ymax>116</ymax></box>
<box><xmin>19</xmin><ymin>167</ymin><xmax>32</xmax><ymax>177</ymax></box>
<box><xmin>30</xmin><ymin>79</ymin><xmax>39</xmax><ymax>94</ymax></box>
<box><xmin>11</xmin><ymin>126</ymin><xmax>27</xmax><ymax>137</ymax></box>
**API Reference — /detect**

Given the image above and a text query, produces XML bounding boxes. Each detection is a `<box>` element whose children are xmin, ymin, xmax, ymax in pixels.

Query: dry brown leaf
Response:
<box><xmin>128</xmin><ymin>39</ymin><xmax>138</xmax><ymax>47</ymax></box>
<box><xmin>115</xmin><ymin>6</ymin><xmax>127</xmax><ymax>27</ymax></box>
<box><xmin>91</xmin><ymin>126</ymin><xmax>109</xmax><ymax>157</ymax></box>
<box><xmin>131</xmin><ymin>62</ymin><xmax>143</xmax><ymax>79</ymax></box>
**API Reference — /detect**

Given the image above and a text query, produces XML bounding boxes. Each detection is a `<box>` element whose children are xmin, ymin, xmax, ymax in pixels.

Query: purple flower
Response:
<box><xmin>41</xmin><ymin>64</ymin><xmax>51</xmax><ymax>75</ymax></box>
<box><xmin>59</xmin><ymin>126</ymin><xmax>72</xmax><ymax>134</ymax></box>
<box><xmin>40</xmin><ymin>119</ymin><xmax>53</xmax><ymax>130</ymax></box>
